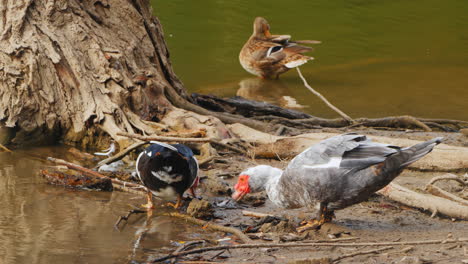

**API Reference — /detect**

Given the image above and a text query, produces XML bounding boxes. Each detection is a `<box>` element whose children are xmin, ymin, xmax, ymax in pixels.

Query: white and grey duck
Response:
<box><xmin>232</xmin><ymin>133</ymin><xmax>442</xmax><ymax>231</ymax></box>
<box><xmin>136</xmin><ymin>142</ymin><xmax>199</xmax><ymax>209</ymax></box>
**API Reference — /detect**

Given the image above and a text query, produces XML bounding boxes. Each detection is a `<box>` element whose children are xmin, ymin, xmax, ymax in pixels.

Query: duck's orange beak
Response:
<box><xmin>232</xmin><ymin>174</ymin><xmax>251</xmax><ymax>201</ymax></box>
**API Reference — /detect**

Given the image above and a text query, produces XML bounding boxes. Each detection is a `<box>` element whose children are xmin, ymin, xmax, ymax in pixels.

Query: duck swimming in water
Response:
<box><xmin>232</xmin><ymin>133</ymin><xmax>442</xmax><ymax>231</ymax></box>
<box><xmin>136</xmin><ymin>142</ymin><xmax>199</xmax><ymax>209</ymax></box>
<box><xmin>239</xmin><ymin>17</ymin><xmax>320</xmax><ymax>79</ymax></box>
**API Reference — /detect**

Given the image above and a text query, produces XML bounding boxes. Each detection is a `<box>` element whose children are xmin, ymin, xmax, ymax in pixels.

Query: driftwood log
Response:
<box><xmin>378</xmin><ymin>183</ymin><xmax>468</xmax><ymax>219</ymax></box>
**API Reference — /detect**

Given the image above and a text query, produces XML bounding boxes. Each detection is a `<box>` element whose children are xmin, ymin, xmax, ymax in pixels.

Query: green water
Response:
<box><xmin>154</xmin><ymin>0</ymin><xmax>468</xmax><ymax>120</ymax></box>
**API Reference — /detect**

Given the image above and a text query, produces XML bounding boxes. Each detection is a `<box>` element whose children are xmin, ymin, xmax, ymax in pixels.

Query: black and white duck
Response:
<box><xmin>232</xmin><ymin>133</ymin><xmax>442</xmax><ymax>231</ymax></box>
<box><xmin>135</xmin><ymin>141</ymin><xmax>199</xmax><ymax>209</ymax></box>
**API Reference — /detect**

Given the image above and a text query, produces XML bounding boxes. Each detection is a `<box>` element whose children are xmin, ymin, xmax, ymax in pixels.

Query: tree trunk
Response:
<box><xmin>1</xmin><ymin>0</ymin><xmax>257</xmax><ymax>148</ymax></box>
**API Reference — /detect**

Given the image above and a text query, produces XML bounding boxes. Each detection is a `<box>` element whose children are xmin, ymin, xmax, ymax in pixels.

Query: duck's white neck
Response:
<box><xmin>243</xmin><ymin>165</ymin><xmax>288</xmax><ymax>207</ymax></box>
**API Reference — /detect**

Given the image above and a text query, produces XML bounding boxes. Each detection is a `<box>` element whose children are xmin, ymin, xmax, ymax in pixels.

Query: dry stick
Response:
<box><xmin>242</xmin><ymin>210</ymin><xmax>274</xmax><ymax>218</ymax></box>
<box><xmin>150</xmin><ymin>238</ymin><xmax>468</xmax><ymax>262</ymax></box>
<box><xmin>0</xmin><ymin>143</ymin><xmax>12</xmax><ymax>152</ymax></box>
<box><xmin>296</xmin><ymin>67</ymin><xmax>355</xmax><ymax>124</ymax></box>
<box><xmin>96</xmin><ymin>141</ymin><xmax>148</xmax><ymax>168</ymax></box>
<box><xmin>117</xmin><ymin>132</ymin><xmax>245</xmax><ymax>154</ymax></box>
<box><xmin>331</xmin><ymin>246</ymin><xmax>393</xmax><ymax>262</ymax></box>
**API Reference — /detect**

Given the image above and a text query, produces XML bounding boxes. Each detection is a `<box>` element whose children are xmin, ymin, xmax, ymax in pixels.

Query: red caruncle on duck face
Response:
<box><xmin>232</xmin><ymin>174</ymin><xmax>251</xmax><ymax>201</ymax></box>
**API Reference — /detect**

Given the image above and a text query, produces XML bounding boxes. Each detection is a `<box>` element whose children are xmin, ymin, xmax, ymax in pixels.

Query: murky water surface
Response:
<box><xmin>0</xmin><ymin>148</ymin><xmax>218</xmax><ymax>264</ymax></box>
<box><xmin>155</xmin><ymin>0</ymin><xmax>468</xmax><ymax>120</ymax></box>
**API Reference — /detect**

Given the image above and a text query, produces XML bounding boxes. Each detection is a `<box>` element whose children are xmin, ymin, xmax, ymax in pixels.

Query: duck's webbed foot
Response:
<box><xmin>296</xmin><ymin>202</ymin><xmax>334</xmax><ymax>233</ymax></box>
<box><xmin>165</xmin><ymin>194</ymin><xmax>183</xmax><ymax>209</ymax></box>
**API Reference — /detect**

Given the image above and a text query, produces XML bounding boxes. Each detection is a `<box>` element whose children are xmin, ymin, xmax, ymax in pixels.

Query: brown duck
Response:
<box><xmin>239</xmin><ymin>17</ymin><xmax>320</xmax><ymax>79</ymax></box>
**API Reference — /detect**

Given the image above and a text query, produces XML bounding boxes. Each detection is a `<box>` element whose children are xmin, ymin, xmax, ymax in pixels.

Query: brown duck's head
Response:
<box><xmin>252</xmin><ymin>17</ymin><xmax>272</xmax><ymax>39</ymax></box>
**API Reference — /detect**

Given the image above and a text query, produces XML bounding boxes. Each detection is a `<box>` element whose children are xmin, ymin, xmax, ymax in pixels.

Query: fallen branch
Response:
<box><xmin>47</xmin><ymin>157</ymin><xmax>146</xmax><ymax>194</ymax></box>
<box><xmin>0</xmin><ymin>143</ymin><xmax>12</xmax><ymax>152</ymax></box>
<box><xmin>377</xmin><ymin>183</ymin><xmax>468</xmax><ymax>219</ymax></box>
<box><xmin>331</xmin><ymin>246</ymin><xmax>393</xmax><ymax>263</ymax></box>
<box><xmin>117</xmin><ymin>132</ymin><xmax>245</xmax><ymax>153</ymax></box>
<box><xmin>150</xmin><ymin>238</ymin><xmax>468</xmax><ymax>262</ymax></box>
<box><xmin>296</xmin><ymin>67</ymin><xmax>354</xmax><ymax>124</ymax></box>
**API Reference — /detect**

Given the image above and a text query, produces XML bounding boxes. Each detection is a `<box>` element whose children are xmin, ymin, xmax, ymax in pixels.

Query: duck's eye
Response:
<box><xmin>267</xmin><ymin>46</ymin><xmax>283</xmax><ymax>57</ymax></box>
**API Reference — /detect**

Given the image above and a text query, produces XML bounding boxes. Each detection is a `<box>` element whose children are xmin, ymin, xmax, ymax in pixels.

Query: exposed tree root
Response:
<box><xmin>425</xmin><ymin>184</ymin><xmax>468</xmax><ymax>206</ymax></box>
<box><xmin>164</xmin><ymin>84</ymin><xmax>271</xmax><ymax>133</ymax></box>
<box><xmin>425</xmin><ymin>173</ymin><xmax>468</xmax><ymax>206</ymax></box>
<box><xmin>117</xmin><ymin>132</ymin><xmax>246</xmax><ymax>154</ymax></box>
<box><xmin>427</xmin><ymin>173</ymin><xmax>467</xmax><ymax>186</ymax></box>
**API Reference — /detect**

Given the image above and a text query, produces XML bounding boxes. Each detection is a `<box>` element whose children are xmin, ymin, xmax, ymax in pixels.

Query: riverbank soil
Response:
<box><xmin>130</xmin><ymin>129</ymin><xmax>467</xmax><ymax>263</ymax></box>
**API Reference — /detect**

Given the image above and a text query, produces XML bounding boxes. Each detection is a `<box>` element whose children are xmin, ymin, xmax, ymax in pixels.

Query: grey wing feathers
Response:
<box><xmin>288</xmin><ymin>133</ymin><xmax>399</xmax><ymax>171</ymax></box>
<box><xmin>340</xmin><ymin>142</ymin><xmax>400</xmax><ymax>170</ymax></box>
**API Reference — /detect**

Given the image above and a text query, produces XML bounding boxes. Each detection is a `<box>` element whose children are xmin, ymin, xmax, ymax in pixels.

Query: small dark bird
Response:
<box><xmin>232</xmin><ymin>133</ymin><xmax>442</xmax><ymax>232</ymax></box>
<box><xmin>135</xmin><ymin>141</ymin><xmax>199</xmax><ymax>209</ymax></box>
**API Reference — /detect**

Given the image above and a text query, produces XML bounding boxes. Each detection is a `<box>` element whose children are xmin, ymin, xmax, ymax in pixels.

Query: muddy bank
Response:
<box><xmin>43</xmin><ymin>128</ymin><xmax>468</xmax><ymax>263</ymax></box>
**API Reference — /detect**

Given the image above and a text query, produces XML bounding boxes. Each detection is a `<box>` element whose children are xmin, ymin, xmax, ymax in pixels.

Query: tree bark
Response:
<box><xmin>0</xmin><ymin>0</ymin><xmax>195</xmax><ymax>147</ymax></box>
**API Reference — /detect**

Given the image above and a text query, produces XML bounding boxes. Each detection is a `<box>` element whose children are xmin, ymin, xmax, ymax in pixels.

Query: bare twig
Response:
<box><xmin>296</xmin><ymin>67</ymin><xmax>354</xmax><ymax>124</ymax></box>
<box><xmin>0</xmin><ymin>143</ymin><xmax>12</xmax><ymax>152</ymax></box>
<box><xmin>115</xmin><ymin>209</ymin><xmax>146</xmax><ymax>229</ymax></box>
<box><xmin>331</xmin><ymin>246</ymin><xmax>393</xmax><ymax>262</ymax></box>
<box><xmin>117</xmin><ymin>132</ymin><xmax>245</xmax><ymax>154</ymax></box>
<box><xmin>150</xmin><ymin>238</ymin><xmax>468</xmax><ymax>262</ymax></box>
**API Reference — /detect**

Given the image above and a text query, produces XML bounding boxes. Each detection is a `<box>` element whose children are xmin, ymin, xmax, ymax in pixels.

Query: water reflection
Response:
<box><xmin>0</xmin><ymin>148</ymin><xmax>218</xmax><ymax>264</ymax></box>
<box><xmin>237</xmin><ymin>77</ymin><xmax>307</xmax><ymax>109</ymax></box>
